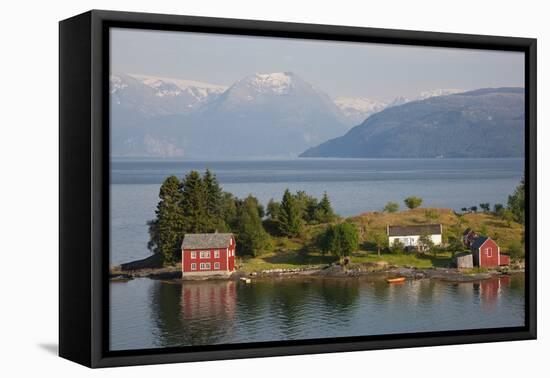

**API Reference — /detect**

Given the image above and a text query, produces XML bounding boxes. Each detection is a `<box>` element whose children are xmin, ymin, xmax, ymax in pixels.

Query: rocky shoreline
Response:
<box><xmin>110</xmin><ymin>261</ymin><xmax>523</xmax><ymax>283</ymax></box>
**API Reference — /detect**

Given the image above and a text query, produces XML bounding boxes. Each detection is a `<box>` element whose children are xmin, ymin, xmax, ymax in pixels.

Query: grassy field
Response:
<box><xmin>237</xmin><ymin>208</ymin><xmax>524</xmax><ymax>273</ymax></box>
<box><xmin>350</xmin><ymin>207</ymin><xmax>524</xmax><ymax>253</ymax></box>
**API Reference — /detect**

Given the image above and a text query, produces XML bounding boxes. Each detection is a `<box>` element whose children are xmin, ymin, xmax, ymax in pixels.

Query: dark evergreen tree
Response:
<box><xmin>147</xmin><ymin>176</ymin><xmax>185</xmax><ymax>265</ymax></box>
<box><xmin>266</xmin><ymin>199</ymin><xmax>280</xmax><ymax>220</ymax></box>
<box><xmin>278</xmin><ymin>189</ymin><xmax>303</xmax><ymax>237</ymax></box>
<box><xmin>294</xmin><ymin>191</ymin><xmax>318</xmax><ymax>223</ymax></box>
<box><xmin>203</xmin><ymin>169</ymin><xmax>227</xmax><ymax>231</ymax></box>
<box><xmin>180</xmin><ymin>171</ymin><xmax>209</xmax><ymax>233</ymax></box>
<box><xmin>315</xmin><ymin>192</ymin><xmax>336</xmax><ymax>223</ymax></box>
<box><xmin>233</xmin><ymin>196</ymin><xmax>271</xmax><ymax>256</ymax></box>
<box><xmin>507</xmin><ymin>177</ymin><xmax>525</xmax><ymax>223</ymax></box>
<box><xmin>317</xmin><ymin>222</ymin><xmax>359</xmax><ymax>263</ymax></box>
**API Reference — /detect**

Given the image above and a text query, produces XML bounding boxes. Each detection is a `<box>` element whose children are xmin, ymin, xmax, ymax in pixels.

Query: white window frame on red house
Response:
<box><xmin>190</xmin><ymin>251</ymin><xmax>196</xmax><ymax>259</ymax></box>
<box><xmin>200</xmin><ymin>250</ymin><xmax>211</xmax><ymax>259</ymax></box>
<box><xmin>214</xmin><ymin>250</ymin><xmax>220</xmax><ymax>258</ymax></box>
<box><xmin>190</xmin><ymin>263</ymin><xmax>197</xmax><ymax>270</ymax></box>
<box><xmin>214</xmin><ymin>262</ymin><xmax>220</xmax><ymax>270</ymax></box>
<box><xmin>486</xmin><ymin>247</ymin><xmax>492</xmax><ymax>257</ymax></box>
<box><xmin>199</xmin><ymin>262</ymin><xmax>211</xmax><ymax>270</ymax></box>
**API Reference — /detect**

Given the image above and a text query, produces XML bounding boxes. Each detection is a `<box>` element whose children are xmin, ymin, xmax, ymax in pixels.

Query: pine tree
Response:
<box><xmin>278</xmin><ymin>189</ymin><xmax>303</xmax><ymax>237</ymax></box>
<box><xmin>266</xmin><ymin>199</ymin><xmax>280</xmax><ymax>220</ymax></box>
<box><xmin>203</xmin><ymin>169</ymin><xmax>225</xmax><ymax>231</ymax></box>
<box><xmin>180</xmin><ymin>171</ymin><xmax>209</xmax><ymax>233</ymax></box>
<box><xmin>315</xmin><ymin>192</ymin><xmax>336</xmax><ymax>223</ymax></box>
<box><xmin>147</xmin><ymin>176</ymin><xmax>185</xmax><ymax>266</ymax></box>
<box><xmin>233</xmin><ymin>196</ymin><xmax>270</xmax><ymax>256</ymax></box>
<box><xmin>507</xmin><ymin>176</ymin><xmax>525</xmax><ymax>224</ymax></box>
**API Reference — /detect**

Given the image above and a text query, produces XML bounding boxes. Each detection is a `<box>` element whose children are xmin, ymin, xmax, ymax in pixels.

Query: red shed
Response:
<box><xmin>470</xmin><ymin>236</ymin><xmax>508</xmax><ymax>268</ymax></box>
<box><xmin>181</xmin><ymin>233</ymin><xmax>236</xmax><ymax>277</ymax></box>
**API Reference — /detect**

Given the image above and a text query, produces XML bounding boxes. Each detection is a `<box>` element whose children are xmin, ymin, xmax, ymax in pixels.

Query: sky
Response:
<box><xmin>110</xmin><ymin>27</ymin><xmax>524</xmax><ymax>102</ymax></box>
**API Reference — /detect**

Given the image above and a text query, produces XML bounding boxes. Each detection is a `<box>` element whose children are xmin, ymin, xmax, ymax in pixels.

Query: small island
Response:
<box><xmin>110</xmin><ymin>170</ymin><xmax>525</xmax><ymax>283</ymax></box>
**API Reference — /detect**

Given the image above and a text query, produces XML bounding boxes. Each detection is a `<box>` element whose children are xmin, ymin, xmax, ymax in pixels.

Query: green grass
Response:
<box><xmin>238</xmin><ymin>251</ymin><xmax>336</xmax><ymax>273</ymax></box>
<box><xmin>351</xmin><ymin>250</ymin><xmax>453</xmax><ymax>268</ymax></box>
<box><xmin>238</xmin><ymin>248</ymin><xmax>453</xmax><ymax>273</ymax></box>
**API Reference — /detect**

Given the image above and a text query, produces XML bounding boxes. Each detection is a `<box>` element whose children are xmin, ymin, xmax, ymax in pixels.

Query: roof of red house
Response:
<box><xmin>471</xmin><ymin>236</ymin><xmax>492</xmax><ymax>250</ymax></box>
<box><xmin>388</xmin><ymin>224</ymin><xmax>442</xmax><ymax>237</ymax></box>
<box><xmin>181</xmin><ymin>233</ymin><xmax>234</xmax><ymax>249</ymax></box>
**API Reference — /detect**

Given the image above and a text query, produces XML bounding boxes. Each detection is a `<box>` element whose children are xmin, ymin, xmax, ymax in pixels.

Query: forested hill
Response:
<box><xmin>300</xmin><ymin>87</ymin><xmax>525</xmax><ymax>158</ymax></box>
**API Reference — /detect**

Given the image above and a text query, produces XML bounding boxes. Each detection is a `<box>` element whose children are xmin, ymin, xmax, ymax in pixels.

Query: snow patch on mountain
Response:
<box><xmin>240</xmin><ymin>72</ymin><xmax>294</xmax><ymax>95</ymax></box>
<box><xmin>129</xmin><ymin>74</ymin><xmax>227</xmax><ymax>101</ymax></box>
<box><xmin>417</xmin><ymin>88</ymin><xmax>466</xmax><ymax>100</ymax></box>
<box><xmin>334</xmin><ymin>97</ymin><xmax>388</xmax><ymax>125</ymax></box>
<box><xmin>110</xmin><ymin>74</ymin><xmax>128</xmax><ymax>95</ymax></box>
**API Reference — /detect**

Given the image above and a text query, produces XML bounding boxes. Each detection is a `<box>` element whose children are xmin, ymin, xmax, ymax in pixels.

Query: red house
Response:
<box><xmin>181</xmin><ymin>233</ymin><xmax>236</xmax><ymax>277</ymax></box>
<box><xmin>470</xmin><ymin>236</ymin><xmax>509</xmax><ymax>268</ymax></box>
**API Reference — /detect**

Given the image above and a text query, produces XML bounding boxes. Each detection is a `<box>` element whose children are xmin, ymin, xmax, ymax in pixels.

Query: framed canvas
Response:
<box><xmin>59</xmin><ymin>10</ymin><xmax>537</xmax><ymax>368</ymax></box>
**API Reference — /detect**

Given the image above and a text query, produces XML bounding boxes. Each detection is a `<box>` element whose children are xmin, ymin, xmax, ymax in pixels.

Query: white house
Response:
<box><xmin>387</xmin><ymin>224</ymin><xmax>442</xmax><ymax>251</ymax></box>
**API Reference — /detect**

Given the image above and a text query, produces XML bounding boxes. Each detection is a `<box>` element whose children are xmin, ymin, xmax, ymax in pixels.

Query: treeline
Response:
<box><xmin>460</xmin><ymin>176</ymin><xmax>525</xmax><ymax>225</ymax></box>
<box><xmin>148</xmin><ymin>170</ymin><xmax>338</xmax><ymax>265</ymax></box>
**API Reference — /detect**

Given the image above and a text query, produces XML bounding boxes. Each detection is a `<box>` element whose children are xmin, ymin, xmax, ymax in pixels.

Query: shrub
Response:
<box><xmin>404</xmin><ymin>196</ymin><xmax>423</xmax><ymax>210</ymax></box>
<box><xmin>384</xmin><ymin>201</ymin><xmax>399</xmax><ymax>213</ymax></box>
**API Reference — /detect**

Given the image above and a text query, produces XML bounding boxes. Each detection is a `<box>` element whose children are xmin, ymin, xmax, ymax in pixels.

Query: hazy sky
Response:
<box><xmin>111</xmin><ymin>28</ymin><xmax>524</xmax><ymax>102</ymax></box>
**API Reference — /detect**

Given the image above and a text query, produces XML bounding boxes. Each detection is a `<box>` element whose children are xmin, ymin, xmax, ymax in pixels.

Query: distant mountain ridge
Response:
<box><xmin>110</xmin><ymin>73</ymin><xmax>521</xmax><ymax>159</ymax></box>
<box><xmin>334</xmin><ymin>89</ymin><xmax>465</xmax><ymax>125</ymax></box>
<box><xmin>300</xmin><ymin>87</ymin><xmax>525</xmax><ymax>159</ymax></box>
<box><xmin>111</xmin><ymin>72</ymin><xmax>350</xmax><ymax>158</ymax></box>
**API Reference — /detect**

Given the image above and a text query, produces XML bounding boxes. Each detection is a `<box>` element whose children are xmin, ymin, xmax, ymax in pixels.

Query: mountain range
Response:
<box><xmin>300</xmin><ymin>87</ymin><xmax>525</xmax><ymax>158</ymax></box>
<box><xmin>111</xmin><ymin>72</ymin><xmax>351</xmax><ymax>158</ymax></box>
<box><xmin>110</xmin><ymin>73</ymin><xmax>523</xmax><ymax>159</ymax></box>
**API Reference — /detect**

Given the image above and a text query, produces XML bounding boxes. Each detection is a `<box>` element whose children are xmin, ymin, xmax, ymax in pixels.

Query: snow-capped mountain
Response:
<box><xmin>110</xmin><ymin>73</ymin><xmax>227</xmax><ymax>117</ymax></box>
<box><xmin>130</xmin><ymin>74</ymin><xmax>227</xmax><ymax>102</ymax></box>
<box><xmin>334</xmin><ymin>97</ymin><xmax>388</xmax><ymax>125</ymax></box>
<box><xmin>111</xmin><ymin>72</ymin><xmax>349</xmax><ymax>158</ymax></box>
<box><xmin>185</xmin><ymin>72</ymin><xmax>350</xmax><ymax>158</ymax></box>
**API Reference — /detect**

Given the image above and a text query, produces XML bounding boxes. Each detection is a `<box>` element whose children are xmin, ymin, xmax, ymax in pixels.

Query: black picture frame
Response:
<box><xmin>59</xmin><ymin>9</ymin><xmax>537</xmax><ymax>368</ymax></box>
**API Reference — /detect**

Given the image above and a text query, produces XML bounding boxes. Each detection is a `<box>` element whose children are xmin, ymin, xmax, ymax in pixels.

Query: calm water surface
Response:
<box><xmin>110</xmin><ymin>275</ymin><xmax>525</xmax><ymax>351</ymax></box>
<box><xmin>110</xmin><ymin>158</ymin><xmax>524</xmax><ymax>265</ymax></box>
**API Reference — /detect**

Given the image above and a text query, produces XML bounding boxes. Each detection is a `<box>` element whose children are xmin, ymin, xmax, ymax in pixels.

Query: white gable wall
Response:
<box><xmin>389</xmin><ymin>234</ymin><xmax>442</xmax><ymax>247</ymax></box>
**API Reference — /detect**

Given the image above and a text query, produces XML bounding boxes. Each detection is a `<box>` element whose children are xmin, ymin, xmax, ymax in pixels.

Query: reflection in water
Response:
<box><xmin>109</xmin><ymin>274</ymin><xmax>525</xmax><ymax>351</ymax></box>
<box><xmin>150</xmin><ymin>281</ymin><xmax>237</xmax><ymax>347</ymax></box>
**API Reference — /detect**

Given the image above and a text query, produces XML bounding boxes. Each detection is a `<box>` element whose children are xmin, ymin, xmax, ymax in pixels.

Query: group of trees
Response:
<box><xmin>148</xmin><ymin>170</ymin><xmax>270</xmax><ymax>264</ymax></box>
<box><xmin>148</xmin><ymin>171</ymin><xmax>339</xmax><ymax>265</ymax></box>
<box><xmin>267</xmin><ymin>190</ymin><xmax>337</xmax><ymax>237</ymax></box>
<box><xmin>317</xmin><ymin>222</ymin><xmax>359</xmax><ymax>263</ymax></box>
<box><xmin>383</xmin><ymin>196</ymin><xmax>423</xmax><ymax>213</ymax></box>
<box><xmin>457</xmin><ymin>177</ymin><xmax>525</xmax><ymax>227</ymax></box>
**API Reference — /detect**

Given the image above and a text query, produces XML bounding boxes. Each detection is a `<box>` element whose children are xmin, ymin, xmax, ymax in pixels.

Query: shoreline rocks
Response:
<box><xmin>110</xmin><ymin>262</ymin><xmax>523</xmax><ymax>283</ymax></box>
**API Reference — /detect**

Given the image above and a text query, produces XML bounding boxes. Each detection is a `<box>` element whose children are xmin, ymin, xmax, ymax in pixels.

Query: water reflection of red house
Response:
<box><xmin>477</xmin><ymin>276</ymin><xmax>510</xmax><ymax>309</ymax></box>
<box><xmin>180</xmin><ymin>281</ymin><xmax>237</xmax><ymax>323</ymax></box>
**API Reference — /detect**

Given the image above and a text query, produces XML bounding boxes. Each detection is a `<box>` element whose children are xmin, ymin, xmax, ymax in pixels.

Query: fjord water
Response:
<box><xmin>110</xmin><ymin>158</ymin><xmax>524</xmax><ymax>265</ymax></box>
<box><xmin>110</xmin><ymin>275</ymin><xmax>525</xmax><ymax>351</ymax></box>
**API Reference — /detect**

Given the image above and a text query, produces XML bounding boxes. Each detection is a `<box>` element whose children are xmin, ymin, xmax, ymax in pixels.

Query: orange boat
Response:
<box><xmin>386</xmin><ymin>277</ymin><xmax>406</xmax><ymax>284</ymax></box>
